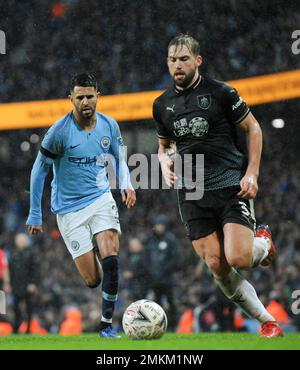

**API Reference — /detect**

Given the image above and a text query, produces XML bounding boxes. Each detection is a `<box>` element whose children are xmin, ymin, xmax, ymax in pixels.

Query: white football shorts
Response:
<box><xmin>57</xmin><ymin>191</ymin><xmax>121</xmax><ymax>260</ymax></box>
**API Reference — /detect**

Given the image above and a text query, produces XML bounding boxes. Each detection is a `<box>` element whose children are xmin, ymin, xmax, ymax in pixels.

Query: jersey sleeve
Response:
<box><xmin>109</xmin><ymin>119</ymin><xmax>125</xmax><ymax>161</ymax></box>
<box><xmin>40</xmin><ymin>123</ymin><xmax>64</xmax><ymax>158</ymax></box>
<box><xmin>109</xmin><ymin>120</ymin><xmax>133</xmax><ymax>191</ymax></box>
<box><xmin>221</xmin><ymin>84</ymin><xmax>250</xmax><ymax>125</ymax></box>
<box><xmin>153</xmin><ymin>98</ymin><xmax>171</xmax><ymax>139</ymax></box>
<box><xmin>26</xmin><ymin>151</ymin><xmax>52</xmax><ymax>226</ymax></box>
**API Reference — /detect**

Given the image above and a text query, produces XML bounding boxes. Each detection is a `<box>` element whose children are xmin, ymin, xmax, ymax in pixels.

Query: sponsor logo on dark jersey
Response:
<box><xmin>173</xmin><ymin>118</ymin><xmax>189</xmax><ymax>137</ymax></box>
<box><xmin>173</xmin><ymin>117</ymin><xmax>209</xmax><ymax>137</ymax></box>
<box><xmin>232</xmin><ymin>97</ymin><xmax>243</xmax><ymax>110</ymax></box>
<box><xmin>188</xmin><ymin>117</ymin><xmax>209</xmax><ymax>137</ymax></box>
<box><xmin>166</xmin><ymin>104</ymin><xmax>175</xmax><ymax>113</ymax></box>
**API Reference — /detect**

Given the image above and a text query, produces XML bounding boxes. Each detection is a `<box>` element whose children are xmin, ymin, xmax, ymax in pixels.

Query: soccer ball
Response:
<box><xmin>122</xmin><ymin>299</ymin><xmax>168</xmax><ymax>339</ymax></box>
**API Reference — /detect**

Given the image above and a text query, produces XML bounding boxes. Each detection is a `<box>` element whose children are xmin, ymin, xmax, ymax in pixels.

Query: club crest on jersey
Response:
<box><xmin>189</xmin><ymin>117</ymin><xmax>209</xmax><ymax>137</ymax></box>
<box><xmin>197</xmin><ymin>94</ymin><xmax>211</xmax><ymax>110</ymax></box>
<box><xmin>100</xmin><ymin>136</ymin><xmax>111</xmax><ymax>149</ymax></box>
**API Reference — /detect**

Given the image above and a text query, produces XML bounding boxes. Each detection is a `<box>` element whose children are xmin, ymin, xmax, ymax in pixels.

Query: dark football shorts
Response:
<box><xmin>177</xmin><ymin>186</ymin><xmax>256</xmax><ymax>241</ymax></box>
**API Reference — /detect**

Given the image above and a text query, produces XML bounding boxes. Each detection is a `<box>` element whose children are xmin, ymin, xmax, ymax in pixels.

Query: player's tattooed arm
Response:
<box><xmin>158</xmin><ymin>138</ymin><xmax>178</xmax><ymax>187</ymax></box>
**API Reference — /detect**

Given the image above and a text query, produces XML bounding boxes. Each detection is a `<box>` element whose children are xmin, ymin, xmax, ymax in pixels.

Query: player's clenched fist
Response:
<box><xmin>26</xmin><ymin>224</ymin><xmax>43</xmax><ymax>235</ymax></box>
<box><xmin>160</xmin><ymin>156</ymin><xmax>178</xmax><ymax>187</ymax></box>
<box><xmin>122</xmin><ymin>188</ymin><xmax>136</xmax><ymax>208</ymax></box>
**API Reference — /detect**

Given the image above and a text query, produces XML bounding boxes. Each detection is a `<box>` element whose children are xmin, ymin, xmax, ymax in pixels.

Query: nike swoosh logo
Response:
<box><xmin>70</xmin><ymin>144</ymin><xmax>80</xmax><ymax>149</ymax></box>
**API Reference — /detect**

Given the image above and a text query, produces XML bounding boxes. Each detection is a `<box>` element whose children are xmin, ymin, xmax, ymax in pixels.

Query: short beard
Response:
<box><xmin>174</xmin><ymin>69</ymin><xmax>196</xmax><ymax>89</ymax></box>
<box><xmin>78</xmin><ymin>107</ymin><xmax>95</xmax><ymax>120</ymax></box>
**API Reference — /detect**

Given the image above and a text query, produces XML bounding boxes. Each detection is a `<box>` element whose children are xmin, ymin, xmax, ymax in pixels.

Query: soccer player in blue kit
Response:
<box><xmin>26</xmin><ymin>73</ymin><xmax>136</xmax><ymax>338</ymax></box>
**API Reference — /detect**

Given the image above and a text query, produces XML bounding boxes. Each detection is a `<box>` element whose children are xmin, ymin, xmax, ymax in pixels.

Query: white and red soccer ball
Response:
<box><xmin>122</xmin><ymin>299</ymin><xmax>168</xmax><ymax>339</ymax></box>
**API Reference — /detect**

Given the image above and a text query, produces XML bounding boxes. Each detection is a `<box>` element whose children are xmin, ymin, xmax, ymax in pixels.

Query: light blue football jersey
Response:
<box><xmin>27</xmin><ymin>112</ymin><xmax>131</xmax><ymax>225</ymax></box>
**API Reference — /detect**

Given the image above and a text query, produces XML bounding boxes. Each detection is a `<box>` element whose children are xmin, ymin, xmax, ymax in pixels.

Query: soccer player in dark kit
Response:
<box><xmin>153</xmin><ymin>34</ymin><xmax>283</xmax><ymax>338</ymax></box>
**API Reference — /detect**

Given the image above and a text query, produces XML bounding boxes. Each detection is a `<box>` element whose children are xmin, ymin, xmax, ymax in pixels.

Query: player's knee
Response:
<box><xmin>205</xmin><ymin>255</ymin><xmax>224</xmax><ymax>276</ymax></box>
<box><xmin>85</xmin><ymin>277</ymin><xmax>101</xmax><ymax>288</ymax></box>
<box><xmin>227</xmin><ymin>253</ymin><xmax>252</xmax><ymax>269</ymax></box>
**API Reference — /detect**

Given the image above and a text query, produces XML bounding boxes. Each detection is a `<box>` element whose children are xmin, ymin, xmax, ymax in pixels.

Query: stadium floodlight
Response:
<box><xmin>272</xmin><ymin>118</ymin><xmax>285</xmax><ymax>128</ymax></box>
<box><xmin>20</xmin><ymin>141</ymin><xmax>30</xmax><ymax>151</ymax></box>
<box><xmin>30</xmin><ymin>134</ymin><xmax>40</xmax><ymax>144</ymax></box>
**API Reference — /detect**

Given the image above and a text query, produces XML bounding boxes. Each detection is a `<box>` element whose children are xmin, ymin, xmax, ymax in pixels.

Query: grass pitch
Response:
<box><xmin>0</xmin><ymin>332</ymin><xmax>299</xmax><ymax>350</ymax></box>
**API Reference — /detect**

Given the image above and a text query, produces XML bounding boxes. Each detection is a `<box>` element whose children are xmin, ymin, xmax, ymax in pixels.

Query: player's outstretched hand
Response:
<box><xmin>122</xmin><ymin>188</ymin><xmax>136</xmax><ymax>208</ymax></box>
<box><xmin>160</xmin><ymin>156</ymin><xmax>178</xmax><ymax>187</ymax></box>
<box><xmin>26</xmin><ymin>224</ymin><xmax>43</xmax><ymax>235</ymax></box>
<box><xmin>237</xmin><ymin>174</ymin><xmax>258</xmax><ymax>199</ymax></box>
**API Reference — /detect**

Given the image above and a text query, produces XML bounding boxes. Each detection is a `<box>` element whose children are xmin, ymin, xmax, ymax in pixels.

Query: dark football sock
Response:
<box><xmin>101</xmin><ymin>255</ymin><xmax>119</xmax><ymax>322</ymax></box>
<box><xmin>99</xmin><ymin>321</ymin><xmax>111</xmax><ymax>330</ymax></box>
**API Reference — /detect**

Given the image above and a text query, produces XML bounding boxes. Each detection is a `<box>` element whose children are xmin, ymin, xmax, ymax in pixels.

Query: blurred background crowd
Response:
<box><xmin>0</xmin><ymin>0</ymin><xmax>300</xmax><ymax>334</ymax></box>
<box><xmin>1</xmin><ymin>0</ymin><xmax>300</xmax><ymax>102</ymax></box>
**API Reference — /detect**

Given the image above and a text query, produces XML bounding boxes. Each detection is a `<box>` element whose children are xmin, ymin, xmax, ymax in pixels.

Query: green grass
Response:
<box><xmin>0</xmin><ymin>333</ymin><xmax>299</xmax><ymax>350</ymax></box>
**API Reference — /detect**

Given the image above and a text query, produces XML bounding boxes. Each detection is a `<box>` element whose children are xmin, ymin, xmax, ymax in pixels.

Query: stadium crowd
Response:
<box><xmin>0</xmin><ymin>0</ymin><xmax>300</xmax><ymax>334</ymax></box>
<box><xmin>1</xmin><ymin>0</ymin><xmax>300</xmax><ymax>102</ymax></box>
